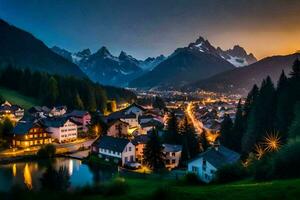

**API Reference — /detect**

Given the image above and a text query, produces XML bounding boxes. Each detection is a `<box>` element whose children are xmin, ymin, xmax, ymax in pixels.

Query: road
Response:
<box><xmin>186</xmin><ymin>102</ymin><xmax>219</xmax><ymax>142</ymax></box>
<box><xmin>186</xmin><ymin>102</ymin><xmax>204</xmax><ymax>134</ymax></box>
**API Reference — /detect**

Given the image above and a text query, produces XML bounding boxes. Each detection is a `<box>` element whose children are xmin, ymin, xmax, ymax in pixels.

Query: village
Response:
<box><xmin>0</xmin><ymin>92</ymin><xmax>241</xmax><ymax>183</ymax></box>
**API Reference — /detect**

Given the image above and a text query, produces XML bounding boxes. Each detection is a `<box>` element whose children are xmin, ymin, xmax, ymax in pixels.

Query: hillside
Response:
<box><xmin>191</xmin><ymin>53</ymin><xmax>300</xmax><ymax>94</ymax></box>
<box><xmin>0</xmin><ymin>87</ymin><xmax>40</xmax><ymax>109</ymax></box>
<box><xmin>0</xmin><ymin>19</ymin><xmax>86</xmax><ymax>78</ymax></box>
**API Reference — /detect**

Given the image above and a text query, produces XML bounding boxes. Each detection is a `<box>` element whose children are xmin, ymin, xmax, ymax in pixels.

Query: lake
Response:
<box><xmin>0</xmin><ymin>158</ymin><xmax>116</xmax><ymax>192</ymax></box>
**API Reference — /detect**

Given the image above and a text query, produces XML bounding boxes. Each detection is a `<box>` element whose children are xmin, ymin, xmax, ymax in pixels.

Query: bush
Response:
<box><xmin>150</xmin><ymin>186</ymin><xmax>172</xmax><ymax>200</ymax></box>
<box><xmin>272</xmin><ymin>141</ymin><xmax>300</xmax><ymax>179</ymax></box>
<box><xmin>183</xmin><ymin>173</ymin><xmax>203</xmax><ymax>185</ymax></box>
<box><xmin>252</xmin><ymin>154</ymin><xmax>273</xmax><ymax>181</ymax></box>
<box><xmin>216</xmin><ymin>162</ymin><xmax>248</xmax><ymax>183</ymax></box>
<box><xmin>37</xmin><ymin>144</ymin><xmax>56</xmax><ymax>158</ymax></box>
<box><xmin>103</xmin><ymin>177</ymin><xmax>129</xmax><ymax>196</ymax></box>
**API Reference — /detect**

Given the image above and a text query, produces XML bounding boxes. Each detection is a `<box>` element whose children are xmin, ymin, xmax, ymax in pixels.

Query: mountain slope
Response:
<box><xmin>129</xmin><ymin>37</ymin><xmax>241</xmax><ymax>88</ymax></box>
<box><xmin>191</xmin><ymin>53</ymin><xmax>300</xmax><ymax>94</ymax></box>
<box><xmin>0</xmin><ymin>19</ymin><xmax>86</xmax><ymax>78</ymax></box>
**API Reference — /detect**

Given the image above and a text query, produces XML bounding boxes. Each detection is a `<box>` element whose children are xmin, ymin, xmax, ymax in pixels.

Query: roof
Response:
<box><xmin>140</xmin><ymin>119</ymin><xmax>163</xmax><ymax>128</ymax></box>
<box><xmin>124</xmin><ymin>103</ymin><xmax>147</xmax><ymax>112</ymax></box>
<box><xmin>108</xmin><ymin>119</ymin><xmax>129</xmax><ymax>127</ymax></box>
<box><xmin>12</xmin><ymin>121</ymin><xmax>43</xmax><ymax>135</ymax></box>
<box><xmin>189</xmin><ymin>145</ymin><xmax>240</xmax><ymax>169</ymax></box>
<box><xmin>66</xmin><ymin>110</ymin><xmax>89</xmax><ymax>117</ymax></box>
<box><xmin>41</xmin><ymin>117</ymin><xmax>74</xmax><ymax>128</ymax></box>
<box><xmin>132</xmin><ymin>135</ymin><xmax>149</xmax><ymax>145</ymax></box>
<box><xmin>94</xmin><ymin>136</ymin><xmax>130</xmax><ymax>153</ymax></box>
<box><xmin>163</xmin><ymin>144</ymin><xmax>182</xmax><ymax>153</ymax></box>
<box><xmin>0</xmin><ymin>102</ymin><xmax>23</xmax><ymax>112</ymax></box>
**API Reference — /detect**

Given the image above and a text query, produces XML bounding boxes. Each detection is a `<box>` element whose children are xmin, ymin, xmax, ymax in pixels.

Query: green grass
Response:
<box><xmin>6</xmin><ymin>177</ymin><xmax>299</xmax><ymax>200</ymax></box>
<box><xmin>0</xmin><ymin>87</ymin><xmax>40</xmax><ymax>109</ymax></box>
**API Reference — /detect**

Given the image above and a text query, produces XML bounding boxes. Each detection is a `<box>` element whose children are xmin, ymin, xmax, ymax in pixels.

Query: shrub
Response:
<box><xmin>272</xmin><ymin>141</ymin><xmax>300</xmax><ymax>179</ymax></box>
<box><xmin>103</xmin><ymin>177</ymin><xmax>129</xmax><ymax>196</ymax></box>
<box><xmin>37</xmin><ymin>144</ymin><xmax>56</xmax><ymax>158</ymax></box>
<box><xmin>183</xmin><ymin>173</ymin><xmax>203</xmax><ymax>185</ymax></box>
<box><xmin>150</xmin><ymin>186</ymin><xmax>172</xmax><ymax>200</ymax></box>
<box><xmin>216</xmin><ymin>162</ymin><xmax>248</xmax><ymax>183</ymax></box>
<box><xmin>252</xmin><ymin>154</ymin><xmax>273</xmax><ymax>181</ymax></box>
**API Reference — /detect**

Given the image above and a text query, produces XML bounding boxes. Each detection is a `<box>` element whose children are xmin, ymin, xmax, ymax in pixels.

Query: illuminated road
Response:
<box><xmin>186</xmin><ymin>102</ymin><xmax>204</xmax><ymax>134</ymax></box>
<box><xmin>186</xmin><ymin>102</ymin><xmax>219</xmax><ymax>142</ymax></box>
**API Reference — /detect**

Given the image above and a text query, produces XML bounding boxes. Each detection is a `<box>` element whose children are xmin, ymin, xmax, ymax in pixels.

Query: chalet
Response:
<box><xmin>0</xmin><ymin>101</ymin><xmax>24</xmax><ymax>121</ymax></box>
<box><xmin>120</xmin><ymin>112</ymin><xmax>139</xmax><ymax>128</ymax></box>
<box><xmin>41</xmin><ymin>117</ymin><xmax>77</xmax><ymax>143</ymax></box>
<box><xmin>132</xmin><ymin>135</ymin><xmax>149</xmax><ymax>163</ymax></box>
<box><xmin>123</xmin><ymin>103</ymin><xmax>146</xmax><ymax>117</ymax></box>
<box><xmin>187</xmin><ymin>145</ymin><xmax>240</xmax><ymax>183</ymax></box>
<box><xmin>107</xmin><ymin>119</ymin><xmax>130</xmax><ymax>138</ymax></box>
<box><xmin>65</xmin><ymin>110</ymin><xmax>91</xmax><ymax>132</ymax></box>
<box><xmin>163</xmin><ymin>144</ymin><xmax>182</xmax><ymax>169</ymax></box>
<box><xmin>92</xmin><ymin>135</ymin><xmax>135</xmax><ymax>166</ymax></box>
<box><xmin>48</xmin><ymin>106</ymin><xmax>67</xmax><ymax>117</ymax></box>
<box><xmin>11</xmin><ymin>120</ymin><xmax>52</xmax><ymax>148</ymax></box>
<box><xmin>140</xmin><ymin>119</ymin><xmax>164</xmax><ymax>134</ymax></box>
<box><xmin>28</xmin><ymin>106</ymin><xmax>51</xmax><ymax>118</ymax></box>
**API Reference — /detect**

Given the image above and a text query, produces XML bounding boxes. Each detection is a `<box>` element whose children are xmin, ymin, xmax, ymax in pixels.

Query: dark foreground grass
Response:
<box><xmin>2</xmin><ymin>178</ymin><xmax>300</xmax><ymax>200</ymax></box>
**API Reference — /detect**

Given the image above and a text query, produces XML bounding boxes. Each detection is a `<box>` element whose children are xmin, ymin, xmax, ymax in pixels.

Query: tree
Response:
<box><xmin>179</xmin><ymin>116</ymin><xmax>200</xmax><ymax>164</ymax></box>
<box><xmin>74</xmin><ymin>92</ymin><xmax>84</xmax><ymax>109</ymax></box>
<box><xmin>231</xmin><ymin>99</ymin><xmax>244</xmax><ymax>152</ymax></box>
<box><xmin>0</xmin><ymin>118</ymin><xmax>13</xmax><ymax>137</ymax></box>
<box><xmin>0</xmin><ymin>95</ymin><xmax>4</xmax><ymax>104</ymax></box>
<box><xmin>44</xmin><ymin>76</ymin><xmax>59</xmax><ymax>106</ymax></box>
<box><xmin>153</xmin><ymin>96</ymin><xmax>166</xmax><ymax>110</ymax></box>
<box><xmin>290</xmin><ymin>58</ymin><xmax>300</xmax><ymax>78</ymax></box>
<box><xmin>40</xmin><ymin>165</ymin><xmax>70</xmax><ymax>191</ymax></box>
<box><xmin>199</xmin><ymin>130</ymin><xmax>209</xmax><ymax>152</ymax></box>
<box><xmin>37</xmin><ymin>144</ymin><xmax>56</xmax><ymax>158</ymax></box>
<box><xmin>164</xmin><ymin>112</ymin><xmax>180</xmax><ymax>144</ymax></box>
<box><xmin>219</xmin><ymin>114</ymin><xmax>234</xmax><ymax>149</ymax></box>
<box><xmin>288</xmin><ymin>102</ymin><xmax>300</xmax><ymax>141</ymax></box>
<box><xmin>143</xmin><ymin>129</ymin><xmax>165</xmax><ymax>171</ymax></box>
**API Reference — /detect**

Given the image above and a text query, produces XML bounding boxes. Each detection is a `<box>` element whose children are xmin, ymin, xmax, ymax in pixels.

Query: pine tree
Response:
<box><xmin>74</xmin><ymin>92</ymin><xmax>84</xmax><ymax>109</ymax></box>
<box><xmin>44</xmin><ymin>76</ymin><xmax>59</xmax><ymax>106</ymax></box>
<box><xmin>290</xmin><ymin>58</ymin><xmax>300</xmax><ymax>78</ymax></box>
<box><xmin>199</xmin><ymin>130</ymin><xmax>209</xmax><ymax>152</ymax></box>
<box><xmin>219</xmin><ymin>114</ymin><xmax>234</xmax><ymax>149</ymax></box>
<box><xmin>288</xmin><ymin>102</ymin><xmax>300</xmax><ymax>141</ymax></box>
<box><xmin>143</xmin><ymin>129</ymin><xmax>165</xmax><ymax>171</ymax></box>
<box><xmin>164</xmin><ymin>112</ymin><xmax>180</xmax><ymax>144</ymax></box>
<box><xmin>232</xmin><ymin>99</ymin><xmax>244</xmax><ymax>152</ymax></box>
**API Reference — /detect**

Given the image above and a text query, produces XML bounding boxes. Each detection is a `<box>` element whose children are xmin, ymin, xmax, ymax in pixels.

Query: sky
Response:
<box><xmin>0</xmin><ymin>0</ymin><xmax>300</xmax><ymax>60</ymax></box>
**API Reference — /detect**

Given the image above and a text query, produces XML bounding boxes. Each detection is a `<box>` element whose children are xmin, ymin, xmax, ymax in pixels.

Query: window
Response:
<box><xmin>172</xmin><ymin>152</ymin><xmax>175</xmax><ymax>156</ymax></box>
<box><xmin>172</xmin><ymin>159</ymin><xmax>176</xmax><ymax>164</ymax></box>
<box><xmin>129</xmin><ymin>147</ymin><xmax>132</xmax><ymax>151</ymax></box>
<box><xmin>202</xmin><ymin>159</ymin><xmax>207</xmax><ymax>171</ymax></box>
<box><xmin>192</xmin><ymin>166</ymin><xmax>198</xmax><ymax>173</ymax></box>
<box><xmin>166</xmin><ymin>159</ymin><xmax>170</xmax><ymax>164</ymax></box>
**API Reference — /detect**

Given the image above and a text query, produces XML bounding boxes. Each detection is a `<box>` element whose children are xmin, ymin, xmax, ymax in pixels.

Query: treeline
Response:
<box><xmin>0</xmin><ymin>66</ymin><xmax>136</xmax><ymax>112</ymax></box>
<box><xmin>220</xmin><ymin>59</ymin><xmax>300</xmax><ymax>156</ymax></box>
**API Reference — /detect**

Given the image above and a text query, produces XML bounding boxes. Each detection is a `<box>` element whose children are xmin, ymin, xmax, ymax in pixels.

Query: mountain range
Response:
<box><xmin>51</xmin><ymin>46</ymin><xmax>166</xmax><ymax>86</ymax></box>
<box><xmin>0</xmin><ymin>19</ymin><xmax>86</xmax><ymax>78</ymax></box>
<box><xmin>129</xmin><ymin>37</ymin><xmax>257</xmax><ymax>88</ymax></box>
<box><xmin>190</xmin><ymin>52</ymin><xmax>300</xmax><ymax>94</ymax></box>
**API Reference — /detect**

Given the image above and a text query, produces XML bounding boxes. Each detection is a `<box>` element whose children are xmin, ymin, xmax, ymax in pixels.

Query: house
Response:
<box><xmin>123</xmin><ymin>103</ymin><xmax>146</xmax><ymax>117</ymax></box>
<box><xmin>91</xmin><ymin>135</ymin><xmax>135</xmax><ymax>166</ymax></box>
<box><xmin>140</xmin><ymin>119</ymin><xmax>164</xmax><ymax>134</ymax></box>
<box><xmin>187</xmin><ymin>145</ymin><xmax>240</xmax><ymax>183</ymax></box>
<box><xmin>120</xmin><ymin>112</ymin><xmax>139</xmax><ymax>128</ymax></box>
<box><xmin>163</xmin><ymin>144</ymin><xmax>182</xmax><ymax>169</ymax></box>
<box><xmin>107</xmin><ymin>119</ymin><xmax>130</xmax><ymax>138</ymax></box>
<box><xmin>132</xmin><ymin>135</ymin><xmax>149</xmax><ymax>164</ymax></box>
<box><xmin>28</xmin><ymin>106</ymin><xmax>51</xmax><ymax>118</ymax></box>
<box><xmin>0</xmin><ymin>101</ymin><xmax>24</xmax><ymax>121</ymax></box>
<box><xmin>65</xmin><ymin>110</ymin><xmax>91</xmax><ymax>132</ymax></box>
<box><xmin>11</xmin><ymin>120</ymin><xmax>52</xmax><ymax>148</ymax></box>
<box><xmin>41</xmin><ymin>117</ymin><xmax>77</xmax><ymax>143</ymax></box>
<box><xmin>48</xmin><ymin>106</ymin><xmax>67</xmax><ymax>117</ymax></box>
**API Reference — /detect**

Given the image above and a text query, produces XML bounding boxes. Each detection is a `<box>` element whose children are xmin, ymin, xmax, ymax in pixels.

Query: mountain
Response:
<box><xmin>129</xmin><ymin>36</ymin><xmax>247</xmax><ymax>88</ymax></box>
<box><xmin>191</xmin><ymin>53</ymin><xmax>300</xmax><ymax>94</ymax></box>
<box><xmin>0</xmin><ymin>19</ymin><xmax>86</xmax><ymax>78</ymax></box>
<box><xmin>139</xmin><ymin>55</ymin><xmax>166</xmax><ymax>71</ymax></box>
<box><xmin>52</xmin><ymin>46</ymin><xmax>165</xmax><ymax>87</ymax></box>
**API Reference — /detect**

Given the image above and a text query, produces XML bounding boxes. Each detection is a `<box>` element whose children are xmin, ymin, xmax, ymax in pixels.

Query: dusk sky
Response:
<box><xmin>0</xmin><ymin>0</ymin><xmax>300</xmax><ymax>59</ymax></box>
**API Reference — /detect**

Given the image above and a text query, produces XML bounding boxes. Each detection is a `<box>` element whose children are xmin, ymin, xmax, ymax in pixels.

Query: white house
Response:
<box><xmin>163</xmin><ymin>144</ymin><xmax>182</xmax><ymax>169</ymax></box>
<box><xmin>42</xmin><ymin>117</ymin><xmax>78</xmax><ymax>143</ymax></box>
<box><xmin>123</xmin><ymin>103</ymin><xmax>146</xmax><ymax>117</ymax></box>
<box><xmin>187</xmin><ymin>145</ymin><xmax>240</xmax><ymax>183</ymax></box>
<box><xmin>92</xmin><ymin>136</ymin><xmax>135</xmax><ymax>166</ymax></box>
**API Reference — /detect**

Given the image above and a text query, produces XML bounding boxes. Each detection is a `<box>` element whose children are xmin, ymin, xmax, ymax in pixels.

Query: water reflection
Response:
<box><xmin>24</xmin><ymin>164</ymin><xmax>32</xmax><ymax>190</ymax></box>
<box><xmin>12</xmin><ymin>164</ymin><xmax>16</xmax><ymax>177</ymax></box>
<box><xmin>0</xmin><ymin>158</ymin><xmax>115</xmax><ymax>192</ymax></box>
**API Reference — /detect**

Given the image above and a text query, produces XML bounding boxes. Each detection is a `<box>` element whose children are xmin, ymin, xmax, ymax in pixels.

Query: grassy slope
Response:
<box><xmin>0</xmin><ymin>87</ymin><xmax>39</xmax><ymax>109</ymax></box>
<box><xmin>86</xmin><ymin>178</ymin><xmax>300</xmax><ymax>200</ymax></box>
